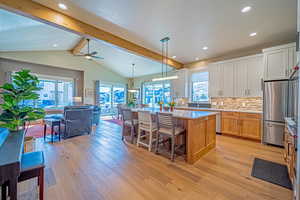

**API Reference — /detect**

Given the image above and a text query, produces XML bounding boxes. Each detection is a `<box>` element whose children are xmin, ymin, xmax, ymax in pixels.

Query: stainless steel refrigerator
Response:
<box><xmin>263</xmin><ymin>79</ymin><xmax>289</xmax><ymax>146</ymax></box>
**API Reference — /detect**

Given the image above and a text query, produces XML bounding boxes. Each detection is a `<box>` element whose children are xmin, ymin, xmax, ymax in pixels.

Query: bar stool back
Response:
<box><xmin>155</xmin><ymin>112</ymin><xmax>185</xmax><ymax>161</ymax></box>
<box><xmin>121</xmin><ymin>108</ymin><xmax>137</xmax><ymax>143</ymax></box>
<box><xmin>137</xmin><ymin>111</ymin><xmax>157</xmax><ymax>151</ymax></box>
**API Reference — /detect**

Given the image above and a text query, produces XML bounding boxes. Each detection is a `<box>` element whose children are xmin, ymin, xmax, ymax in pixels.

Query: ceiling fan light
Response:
<box><xmin>85</xmin><ymin>55</ymin><xmax>92</xmax><ymax>60</ymax></box>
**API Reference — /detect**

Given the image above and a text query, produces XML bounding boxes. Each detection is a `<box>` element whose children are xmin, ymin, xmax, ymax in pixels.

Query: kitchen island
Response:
<box><xmin>131</xmin><ymin>108</ymin><xmax>218</xmax><ymax>164</ymax></box>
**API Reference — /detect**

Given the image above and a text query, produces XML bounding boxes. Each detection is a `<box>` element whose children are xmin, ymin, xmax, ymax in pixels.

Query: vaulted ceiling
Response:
<box><xmin>0</xmin><ymin>8</ymin><xmax>170</xmax><ymax>77</ymax></box>
<box><xmin>33</xmin><ymin>0</ymin><xmax>297</xmax><ymax>63</ymax></box>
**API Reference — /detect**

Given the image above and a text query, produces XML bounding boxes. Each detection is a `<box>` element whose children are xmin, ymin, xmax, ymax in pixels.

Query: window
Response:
<box><xmin>191</xmin><ymin>71</ymin><xmax>209</xmax><ymax>102</ymax></box>
<box><xmin>99</xmin><ymin>83</ymin><xmax>126</xmax><ymax>116</ymax></box>
<box><xmin>143</xmin><ymin>81</ymin><xmax>171</xmax><ymax>107</ymax></box>
<box><xmin>19</xmin><ymin>76</ymin><xmax>74</xmax><ymax>108</ymax></box>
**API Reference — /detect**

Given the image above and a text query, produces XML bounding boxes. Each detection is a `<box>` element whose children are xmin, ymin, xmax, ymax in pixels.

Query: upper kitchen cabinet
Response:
<box><xmin>208</xmin><ymin>63</ymin><xmax>223</xmax><ymax>97</ymax></box>
<box><xmin>208</xmin><ymin>62</ymin><xmax>234</xmax><ymax>97</ymax></box>
<box><xmin>209</xmin><ymin>54</ymin><xmax>263</xmax><ymax>98</ymax></box>
<box><xmin>263</xmin><ymin>43</ymin><xmax>296</xmax><ymax>80</ymax></box>
<box><xmin>235</xmin><ymin>55</ymin><xmax>264</xmax><ymax>97</ymax></box>
<box><xmin>171</xmin><ymin>69</ymin><xmax>189</xmax><ymax>98</ymax></box>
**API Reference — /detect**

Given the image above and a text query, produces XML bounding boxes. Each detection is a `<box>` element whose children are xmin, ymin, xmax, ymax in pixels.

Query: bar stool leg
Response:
<box><xmin>136</xmin><ymin>127</ymin><xmax>141</xmax><ymax>147</ymax></box>
<box><xmin>171</xmin><ymin>136</ymin><xmax>175</xmax><ymax>162</ymax></box>
<box><xmin>148</xmin><ymin>130</ymin><xmax>153</xmax><ymax>152</ymax></box>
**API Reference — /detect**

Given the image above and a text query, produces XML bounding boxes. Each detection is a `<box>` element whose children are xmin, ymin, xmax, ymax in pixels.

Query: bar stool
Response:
<box><xmin>137</xmin><ymin>111</ymin><xmax>157</xmax><ymax>151</ymax></box>
<box><xmin>121</xmin><ymin>108</ymin><xmax>138</xmax><ymax>143</ymax></box>
<box><xmin>155</xmin><ymin>112</ymin><xmax>186</xmax><ymax>161</ymax></box>
<box><xmin>1</xmin><ymin>151</ymin><xmax>45</xmax><ymax>200</ymax></box>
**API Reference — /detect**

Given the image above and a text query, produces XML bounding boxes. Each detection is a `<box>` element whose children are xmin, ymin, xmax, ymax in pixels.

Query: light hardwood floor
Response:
<box><xmin>34</xmin><ymin>120</ymin><xmax>292</xmax><ymax>200</ymax></box>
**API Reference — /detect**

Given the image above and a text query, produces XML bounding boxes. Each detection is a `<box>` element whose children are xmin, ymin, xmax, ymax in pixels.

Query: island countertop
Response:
<box><xmin>131</xmin><ymin>107</ymin><xmax>218</xmax><ymax>120</ymax></box>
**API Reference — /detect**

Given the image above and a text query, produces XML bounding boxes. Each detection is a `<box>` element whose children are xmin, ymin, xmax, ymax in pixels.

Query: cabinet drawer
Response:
<box><xmin>221</xmin><ymin>112</ymin><xmax>239</xmax><ymax>118</ymax></box>
<box><xmin>239</xmin><ymin>112</ymin><xmax>261</xmax><ymax>119</ymax></box>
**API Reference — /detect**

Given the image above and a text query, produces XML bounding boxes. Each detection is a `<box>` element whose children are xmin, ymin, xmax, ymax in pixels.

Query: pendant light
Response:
<box><xmin>128</xmin><ymin>63</ymin><xmax>139</xmax><ymax>93</ymax></box>
<box><xmin>152</xmin><ymin>37</ymin><xmax>178</xmax><ymax>82</ymax></box>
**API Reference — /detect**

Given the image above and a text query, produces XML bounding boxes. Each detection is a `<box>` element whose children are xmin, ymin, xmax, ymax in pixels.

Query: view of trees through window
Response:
<box><xmin>143</xmin><ymin>82</ymin><xmax>171</xmax><ymax>107</ymax></box>
<box><xmin>21</xmin><ymin>78</ymin><xmax>74</xmax><ymax>108</ymax></box>
<box><xmin>192</xmin><ymin>71</ymin><xmax>209</xmax><ymax>102</ymax></box>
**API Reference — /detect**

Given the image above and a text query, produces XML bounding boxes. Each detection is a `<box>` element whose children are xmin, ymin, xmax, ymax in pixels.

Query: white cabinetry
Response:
<box><xmin>263</xmin><ymin>43</ymin><xmax>296</xmax><ymax>80</ymax></box>
<box><xmin>209</xmin><ymin>55</ymin><xmax>263</xmax><ymax>98</ymax></box>
<box><xmin>235</xmin><ymin>55</ymin><xmax>264</xmax><ymax>97</ymax></box>
<box><xmin>171</xmin><ymin>69</ymin><xmax>189</xmax><ymax>98</ymax></box>
<box><xmin>208</xmin><ymin>63</ymin><xmax>224</xmax><ymax>97</ymax></box>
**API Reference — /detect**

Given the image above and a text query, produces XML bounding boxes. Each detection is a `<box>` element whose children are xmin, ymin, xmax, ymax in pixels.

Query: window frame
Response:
<box><xmin>190</xmin><ymin>71</ymin><xmax>209</xmax><ymax>103</ymax></box>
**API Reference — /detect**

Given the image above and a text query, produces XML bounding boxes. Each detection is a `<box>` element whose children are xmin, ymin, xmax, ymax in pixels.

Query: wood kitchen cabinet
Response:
<box><xmin>221</xmin><ymin>112</ymin><xmax>262</xmax><ymax>141</ymax></box>
<box><xmin>206</xmin><ymin>115</ymin><xmax>217</xmax><ymax>146</ymax></box>
<box><xmin>221</xmin><ymin>112</ymin><xmax>240</xmax><ymax>136</ymax></box>
<box><xmin>239</xmin><ymin>113</ymin><xmax>262</xmax><ymax>140</ymax></box>
<box><xmin>283</xmin><ymin>124</ymin><xmax>297</xmax><ymax>186</ymax></box>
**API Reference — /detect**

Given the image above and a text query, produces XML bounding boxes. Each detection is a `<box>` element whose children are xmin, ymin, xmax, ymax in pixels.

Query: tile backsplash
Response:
<box><xmin>211</xmin><ymin>97</ymin><xmax>262</xmax><ymax>111</ymax></box>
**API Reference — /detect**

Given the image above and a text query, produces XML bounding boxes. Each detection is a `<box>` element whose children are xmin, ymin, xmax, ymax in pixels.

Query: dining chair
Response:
<box><xmin>155</xmin><ymin>112</ymin><xmax>186</xmax><ymax>161</ymax></box>
<box><xmin>121</xmin><ymin>108</ymin><xmax>138</xmax><ymax>143</ymax></box>
<box><xmin>137</xmin><ymin>110</ymin><xmax>157</xmax><ymax>151</ymax></box>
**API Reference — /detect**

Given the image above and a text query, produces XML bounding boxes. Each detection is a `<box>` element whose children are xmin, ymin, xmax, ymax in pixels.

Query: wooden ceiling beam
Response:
<box><xmin>0</xmin><ymin>0</ymin><xmax>183</xmax><ymax>69</ymax></box>
<box><xmin>71</xmin><ymin>37</ymin><xmax>88</xmax><ymax>55</ymax></box>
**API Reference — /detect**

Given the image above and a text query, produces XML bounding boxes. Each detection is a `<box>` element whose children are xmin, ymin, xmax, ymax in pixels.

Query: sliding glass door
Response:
<box><xmin>99</xmin><ymin>83</ymin><xmax>126</xmax><ymax>116</ymax></box>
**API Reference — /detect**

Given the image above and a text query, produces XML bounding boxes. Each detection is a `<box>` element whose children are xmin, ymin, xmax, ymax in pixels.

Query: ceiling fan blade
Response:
<box><xmin>92</xmin><ymin>56</ymin><xmax>104</xmax><ymax>59</ymax></box>
<box><xmin>90</xmin><ymin>51</ymin><xmax>98</xmax><ymax>55</ymax></box>
<box><xmin>74</xmin><ymin>53</ymin><xmax>85</xmax><ymax>56</ymax></box>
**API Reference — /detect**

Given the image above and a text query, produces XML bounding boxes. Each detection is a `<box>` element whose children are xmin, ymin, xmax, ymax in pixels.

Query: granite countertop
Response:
<box><xmin>132</xmin><ymin>107</ymin><xmax>218</xmax><ymax>120</ymax></box>
<box><xmin>175</xmin><ymin>106</ymin><xmax>262</xmax><ymax>114</ymax></box>
<box><xmin>285</xmin><ymin>117</ymin><xmax>297</xmax><ymax>136</ymax></box>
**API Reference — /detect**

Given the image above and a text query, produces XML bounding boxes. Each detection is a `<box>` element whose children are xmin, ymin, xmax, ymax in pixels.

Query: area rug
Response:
<box><xmin>25</xmin><ymin>124</ymin><xmax>52</xmax><ymax>138</ymax></box>
<box><xmin>104</xmin><ymin>119</ymin><xmax>123</xmax><ymax>126</ymax></box>
<box><xmin>251</xmin><ymin>158</ymin><xmax>292</xmax><ymax>190</ymax></box>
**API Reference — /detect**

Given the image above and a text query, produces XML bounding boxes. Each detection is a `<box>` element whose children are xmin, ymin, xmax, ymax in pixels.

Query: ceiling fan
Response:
<box><xmin>75</xmin><ymin>38</ymin><xmax>104</xmax><ymax>60</ymax></box>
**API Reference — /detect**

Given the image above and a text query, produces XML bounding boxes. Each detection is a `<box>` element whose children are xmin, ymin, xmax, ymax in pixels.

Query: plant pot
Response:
<box><xmin>170</xmin><ymin>106</ymin><xmax>174</xmax><ymax>112</ymax></box>
<box><xmin>24</xmin><ymin>136</ymin><xmax>35</xmax><ymax>153</ymax></box>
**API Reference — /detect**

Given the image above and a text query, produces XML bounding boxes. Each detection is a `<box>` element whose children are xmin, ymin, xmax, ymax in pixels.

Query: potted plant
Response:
<box><xmin>0</xmin><ymin>69</ymin><xmax>45</xmax><ymax>151</ymax></box>
<box><xmin>158</xmin><ymin>101</ymin><xmax>164</xmax><ymax>111</ymax></box>
<box><xmin>168</xmin><ymin>101</ymin><xmax>176</xmax><ymax>112</ymax></box>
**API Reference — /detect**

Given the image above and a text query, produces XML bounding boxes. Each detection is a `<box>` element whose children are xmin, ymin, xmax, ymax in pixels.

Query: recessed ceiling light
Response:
<box><xmin>172</xmin><ymin>56</ymin><xmax>176</xmax><ymax>59</ymax></box>
<box><xmin>249</xmin><ymin>32</ymin><xmax>257</xmax><ymax>37</ymax></box>
<box><xmin>241</xmin><ymin>6</ymin><xmax>251</xmax><ymax>13</ymax></box>
<box><xmin>53</xmin><ymin>44</ymin><xmax>58</xmax><ymax>47</ymax></box>
<box><xmin>202</xmin><ymin>46</ymin><xmax>208</xmax><ymax>50</ymax></box>
<box><xmin>195</xmin><ymin>57</ymin><xmax>200</xmax><ymax>61</ymax></box>
<box><xmin>58</xmin><ymin>3</ymin><xmax>68</xmax><ymax>10</ymax></box>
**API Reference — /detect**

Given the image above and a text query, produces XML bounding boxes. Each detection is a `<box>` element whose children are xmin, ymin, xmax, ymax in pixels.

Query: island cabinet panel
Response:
<box><xmin>206</xmin><ymin>115</ymin><xmax>216</xmax><ymax>146</ymax></box>
<box><xmin>221</xmin><ymin>112</ymin><xmax>240</xmax><ymax>136</ymax></box>
<box><xmin>186</xmin><ymin>115</ymin><xmax>216</xmax><ymax>164</ymax></box>
<box><xmin>221</xmin><ymin>112</ymin><xmax>262</xmax><ymax>141</ymax></box>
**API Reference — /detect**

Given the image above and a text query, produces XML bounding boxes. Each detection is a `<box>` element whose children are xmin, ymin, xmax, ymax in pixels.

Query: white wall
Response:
<box><xmin>0</xmin><ymin>51</ymin><xmax>128</xmax><ymax>104</ymax></box>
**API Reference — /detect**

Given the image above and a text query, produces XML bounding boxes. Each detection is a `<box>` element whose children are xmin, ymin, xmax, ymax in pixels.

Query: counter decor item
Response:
<box><xmin>158</xmin><ymin>101</ymin><xmax>164</xmax><ymax>111</ymax></box>
<box><xmin>168</xmin><ymin>101</ymin><xmax>176</xmax><ymax>112</ymax></box>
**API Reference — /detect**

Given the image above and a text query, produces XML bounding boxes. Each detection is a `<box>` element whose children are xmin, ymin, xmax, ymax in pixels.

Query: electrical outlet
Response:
<box><xmin>242</xmin><ymin>102</ymin><xmax>246</xmax><ymax>107</ymax></box>
<box><xmin>220</xmin><ymin>101</ymin><xmax>224</xmax><ymax>106</ymax></box>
